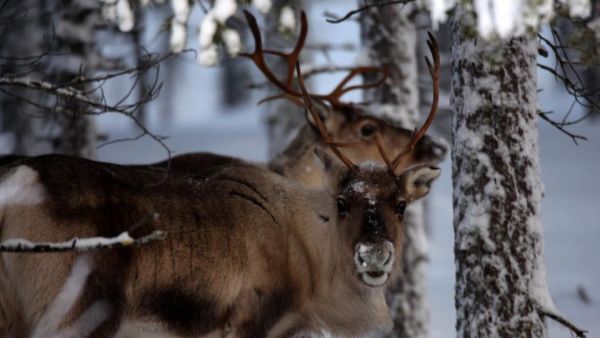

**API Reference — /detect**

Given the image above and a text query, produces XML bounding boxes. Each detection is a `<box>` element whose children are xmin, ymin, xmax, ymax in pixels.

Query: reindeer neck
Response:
<box><xmin>268</xmin><ymin>125</ymin><xmax>325</xmax><ymax>188</ymax></box>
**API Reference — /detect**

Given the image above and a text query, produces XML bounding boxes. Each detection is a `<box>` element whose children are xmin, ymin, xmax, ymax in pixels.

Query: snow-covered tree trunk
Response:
<box><xmin>359</xmin><ymin>3</ymin><xmax>428</xmax><ymax>338</ymax></box>
<box><xmin>0</xmin><ymin>0</ymin><xmax>97</xmax><ymax>158</ymax></box>
<box><xmin>265</xmin><ymin>0</ymin><xmax>307</xmax><ymax>157</ymax></box>
<box><xmin>451</xmin><ymin>8</ymin><xmax>548</xmax><ymax>338</ymax></box>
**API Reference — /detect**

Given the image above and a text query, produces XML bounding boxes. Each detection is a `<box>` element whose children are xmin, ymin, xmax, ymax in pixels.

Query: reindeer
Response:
<box><xmin>0</xmin><ymin>33</ymin><xmax>441</xmax><ymax>337</ymax></box>
<box><xmin>146</xmin><ymin>11</ymin><xmax>446</xmax><ymax>187</ymax></box>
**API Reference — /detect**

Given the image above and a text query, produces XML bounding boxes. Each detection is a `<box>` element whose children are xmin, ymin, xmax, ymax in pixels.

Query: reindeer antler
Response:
<box><xmin>296</xmin><ymin>62</ymin><xmax>355</xmax><ymax>169</ymax></box>
<box><xmin>241</xmin><ymin>10</ymin><xmax>387</xmax><ymax>110</ymax></box>
<box><xmin>376</xmin><ymin>32</ymin><xmax>440</xmax><ymax>173</ymax></box>
<box><xmin>240</xmin><ymin>10</ymin><xmax>307</xmax><ymax>97</ymax></box>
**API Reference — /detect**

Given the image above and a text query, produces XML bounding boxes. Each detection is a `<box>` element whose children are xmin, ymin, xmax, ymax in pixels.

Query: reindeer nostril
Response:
<box><xmin>384</xmin><ymin>251</ymin><xmax>392</xmax><ymax>266</ymax></box>
<box><xmin>357</xmin><ymin>254</ymin><xmax>366</xmax><ymax>267</ymax></box>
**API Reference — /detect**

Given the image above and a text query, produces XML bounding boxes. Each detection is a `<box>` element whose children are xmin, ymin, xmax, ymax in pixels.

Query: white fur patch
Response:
<box><xmin>0</xmin><ymin>165</ymin><xmax>45</xmax><ymax>206</ymax></box>
<box><xmin>32</xmin><ymin>256</ymin><xmax>95</xmax><ymax>338</ymax></box>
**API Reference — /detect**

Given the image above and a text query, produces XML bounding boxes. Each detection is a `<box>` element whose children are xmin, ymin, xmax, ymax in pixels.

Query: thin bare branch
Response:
<box><xmin>538</xmin><ymin>110</ymin><xmax>587</xmax><ymax>145</ymax></box>
<box><xmin>538</xmin><ymin>308</ymin><xmax>587</xmax><ymax>338</ymax></box>
<box><xmin>325</xmin><ymin>0</ymin><xmax>415</xmax><ymax>24</ymax></box>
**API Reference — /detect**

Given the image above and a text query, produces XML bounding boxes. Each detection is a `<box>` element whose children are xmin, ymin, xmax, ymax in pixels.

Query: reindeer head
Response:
<box><xmin>296</xmin><ymin>32</ymin><xmax>442</xmax><ymax>287</ymax></box>
<box><xmin>316</xmin><ymin>149</ymin><xmax>440</xmax><ymax>287</ymax></box>
<box><xmin>242</xmin><ymin>11</ymin><xmax>442</xmax><ymax>287</ymax></box>
<box><xmin>241</xmin><ymin>11</ymin><xmax>446</xmax><ymax>171</ymax></box>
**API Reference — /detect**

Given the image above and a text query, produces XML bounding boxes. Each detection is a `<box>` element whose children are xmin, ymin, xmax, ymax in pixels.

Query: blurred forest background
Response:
<box><xmin>0</xmin><ymin>0</ymin><xmax>598</xmax><ymax>337</ymax></box>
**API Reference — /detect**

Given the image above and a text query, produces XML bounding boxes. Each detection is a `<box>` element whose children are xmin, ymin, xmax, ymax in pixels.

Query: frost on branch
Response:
<box><xmin>98</xmin><ymin>0</ymin><xmax>288</xmax><ymax>67</ymax></box>
<box><xmin>416</xmin><ymin>0</ymin><xmax>591</xmax><ymax>38</ymax></box>
<box><xmin>170</xmin><ymin>0</ymin><xmax>191</xmax><ymax>53</ymax></box>
<box><xmin>0</xmin><ymin>230</ymin><xmax>166</xmax><ymax>253</ymax></box>
<box><xmin>279</xmin><ymin>6</ymin><xmax>296</xmax><ymax>33</ymax></box>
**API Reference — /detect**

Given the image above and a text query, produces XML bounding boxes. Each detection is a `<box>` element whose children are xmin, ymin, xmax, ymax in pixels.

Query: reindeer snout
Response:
<box><xmin>354</xmin><ymin>241</ymin><xmax>395</xmax><ymax>271</ymax></box>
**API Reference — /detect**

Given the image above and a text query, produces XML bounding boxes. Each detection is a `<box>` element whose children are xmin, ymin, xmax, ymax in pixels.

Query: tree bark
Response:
<box><xmin>359</xmin><ymin>3</ymin><xmax>429</xmax><ymax>338</ymax></box>
<box><xmin>451</xmin><ymin>8</ymin><xmax>548</xmax><ymax>338</ymax></box>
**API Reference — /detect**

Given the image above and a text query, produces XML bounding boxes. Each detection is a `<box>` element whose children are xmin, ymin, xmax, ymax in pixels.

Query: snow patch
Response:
<box><xmin>198</xmin><ymin>12</ymin><xmax>218</xmax><ymax>49</ymax></box>
<box><xmin>198</xmin><ymin>44</ymin><xmax>219</xmax><ymax>67</ymax></box>
<box><xmin>1</xmin><ymin>232</ymin><xmax>135</xmax><ymax>252</ymax></box>
<box><xmin>213</xmin><ymin>0</ymin><xmax>237</xmax><ymax>24</ymax></box>
<box><xmin>169</xmin><ymin>0</ymin><xmax>191</xmax><ymax>52</ymax></box>
<box><xmin>420</xmin><ymin>0</ymin><xmax>588</xmax><ymax>39</ymax></box>
<box><xmin>252</xmin><ymin>0</ymin><xmax>272</xmax><ymax>14</ymax></box>
<box><xmin>222</xmin><ymin>29</ymin><xmax>242</xmax><ymax>56</ymax></box>
<box><xmin>115</xmin><ymin>0</ymin><xmax>134</xmax><ymax>32</ymax></box>
<box><xmin>351</xmin><ymin>181</ymin><xmax>365</xmax><ymax>194</ymax></box>
<box><xmin>358</xmin><ymin>161</ymin><xmax>386</xmax><ymax>171</ymax></box>
<box><xmin>279</xmin><ymin>6</ymin><xmax>296</xmax><ymax>32</ymax></box>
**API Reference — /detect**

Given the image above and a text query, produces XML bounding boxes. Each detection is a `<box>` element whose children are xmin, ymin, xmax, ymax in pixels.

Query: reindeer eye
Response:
<box><xmin>359</xmin><ymin>122</ymin><xmax>377</xmax><ymax>139</ymax></box>
<box><xmin>336</xmin><ymin>197</ymin><xmax>349</xmax><ymax>214</ymax></box>
<box><xmin>396</xmin><ymin>201</ymin><xmax>407</xmax><ymax>218</ymax></box>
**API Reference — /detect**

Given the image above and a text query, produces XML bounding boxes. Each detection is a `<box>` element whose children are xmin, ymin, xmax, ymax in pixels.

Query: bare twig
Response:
<box><xmin>246</xmin><ymin>64</ymin><xmax>374</xmax><ymax>89</ymax></box>
<box><xmin>538</xmin><ymin>28</ymin><xmax>600</xmax><ymax>114</ymax></box>
<box><xmin>538</xmin><ymin>308</ymin><xmax>587</xmax><ymax>338</ymax></box>
<box><xmin>325</xmin><ymin>0</ymin><xmax>415</xmax><ymax>24</ymax></box>
<box><xmin>538</xmin><ymin>110</ymin><xmax>588</xmax><ymax>145</ymax></box>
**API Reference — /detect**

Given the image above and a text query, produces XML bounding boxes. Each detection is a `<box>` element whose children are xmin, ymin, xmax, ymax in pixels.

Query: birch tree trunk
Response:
<box><xmin>451</xmin><ymin>8</ymin><xmax>547</xmax><ymax>337</ymax></box>
<box><xmin>359</xmin><ymin>3</ymin><xmax>429</xmax><ymax>338</ymax></box>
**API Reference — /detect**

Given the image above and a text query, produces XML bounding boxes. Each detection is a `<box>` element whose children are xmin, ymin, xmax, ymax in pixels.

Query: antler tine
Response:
<box><xmin>262</xmin><ymin>11</ymin><xmax>308</xmax><ymax>87</ymax></box>
<box><xmin>296</xmin><ymin>61</ymin><xmax>355</xmax><ymax>169</ymax></box>
<box><xmin>314</xmin><ymin>66</ymin><xmax>388</xmax><ymax>107</ymax></box>
<box><xmin>240</xmin><ymin>10</ymin><xmax>305</xmax><ymax>97</ymax></box>
<box><xmin>257</xmin><ymin>94</ymin><xmax>305</xmax><ymax>107</ymax></box>
<box><xmin>389</xmin><ymin>32</ymin><xmax>440</xmax><ymax>171</ymax></box>
<box><xmin>374</xmin><ymin>134</ymin><xmax>393</xmax><ymax>169</ymax></box>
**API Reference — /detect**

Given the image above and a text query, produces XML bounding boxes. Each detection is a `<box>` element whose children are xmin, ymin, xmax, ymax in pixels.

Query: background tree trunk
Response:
<box><xmin>359</xmin><ymin>3</ymin><xmax>429</xmax><ymax>338</ymax></box>
<box><xmin>0</xmin><ymin>0</ymin><xmax>97</xmax><ymax>158</ymax></box>
<box><xmin>451</xmin><ymin>8</ymin><xmax>548</xmax><ymax>337</ymax></box>
<box><xmin>265</xmin><ymin>0</ymin><xmax>307</xmax><ymax>158</ymax></box>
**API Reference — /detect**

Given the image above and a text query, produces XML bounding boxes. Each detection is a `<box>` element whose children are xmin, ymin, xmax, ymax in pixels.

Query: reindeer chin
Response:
<box><xmin>359</xmin><ymin>271</ymin><xmax>389</xmax><ymax>287</ymax></box>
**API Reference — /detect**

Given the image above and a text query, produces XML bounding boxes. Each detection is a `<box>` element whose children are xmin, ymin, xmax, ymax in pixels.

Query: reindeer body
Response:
<box><xmin>0</xmin><ymin>155</ymin><xmax>404</xmax><ymax>338</ymax></box>
<box><xmin>148</xmin><ymin>121</ymin><xmax>444</xmax><ymax>188</ymax></box>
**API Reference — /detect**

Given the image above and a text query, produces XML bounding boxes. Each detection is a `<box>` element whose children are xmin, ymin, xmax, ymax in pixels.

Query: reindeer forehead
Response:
<box><xmin>341</xmin><ymin>166</ymin><xmax>397</xmax><ymax>202</ymax></box>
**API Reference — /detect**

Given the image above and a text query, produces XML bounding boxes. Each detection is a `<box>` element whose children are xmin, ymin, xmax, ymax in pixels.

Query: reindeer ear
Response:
<box><xmin>314</xmin><ymin>147</ymin><xmax>340</xmax><ymax>173</ymax></box>
<box><xmin>414</xmin><ymin>136</ymin><xmax>448</xmax><ymax>163</ymax></box>
<box><xmin>398</xmin><ymin>165</ymin><xmax>441</xmax><ymax>202</ymax></box>
<box><xmin>314</xmin><ymin>147</ymin><xmax>348</xmax><ymax>191</ymax></box>
<box><xmin>305</xmin><ymin>102</ymin><xmax>331</xmax><ymax>130</ymax></box>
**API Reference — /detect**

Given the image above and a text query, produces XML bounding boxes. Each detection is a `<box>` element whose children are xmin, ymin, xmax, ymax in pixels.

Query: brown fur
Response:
<box><xmin>148</xmin><ymin>108</ymin><xmax>446</xmax><ymax>187</ymax></box>
<box><xmin>0</xmin><ymin>153</ymin><xmax>440</xmax><ymax>337</ymax></box>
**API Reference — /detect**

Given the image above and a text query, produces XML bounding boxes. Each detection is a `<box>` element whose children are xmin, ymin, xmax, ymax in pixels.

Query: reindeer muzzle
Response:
<box><xmin>354</xmin><ymin>241</ymin><xmax>394</xmax><ymax>287</ymax></box>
